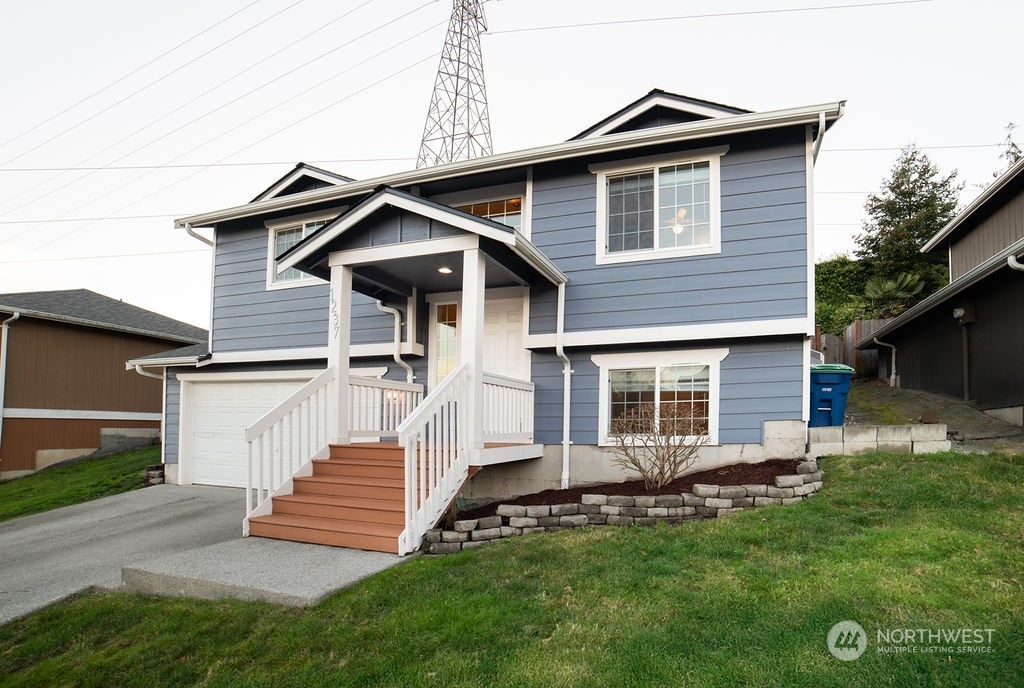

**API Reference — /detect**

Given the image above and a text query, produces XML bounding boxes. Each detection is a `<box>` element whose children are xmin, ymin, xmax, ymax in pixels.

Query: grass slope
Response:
<box><xmin>1</xmin><ymin>452</ymin><xmax>1022</xmax><ymax>687</ymax></box>
<box><xmin>0</xmin><ymin>446</ymin><xmax>157</xmax><ymax>522</ymax></box>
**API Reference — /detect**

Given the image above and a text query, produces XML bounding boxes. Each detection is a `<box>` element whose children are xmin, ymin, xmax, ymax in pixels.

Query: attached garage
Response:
<box><xmin>179</xmin><ymin>372</ymin><xmax>317</xmax><ymax>487</ymax></box>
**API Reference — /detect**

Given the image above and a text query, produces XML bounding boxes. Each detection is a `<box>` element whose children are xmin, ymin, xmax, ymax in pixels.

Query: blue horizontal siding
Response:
<box><xmin>211</xmin><ymin>224</ymin><xmax>397</xmax><ymax>352</ymax></box>
<box><xmin>530</xmin><ymin>131</ymin><xmax>808</xmax><ymax>335</ymax></box>
<box><xmin>532</xmin><ymin>338</ymin><xmax>804</xmax><ymax>446</ymax></box>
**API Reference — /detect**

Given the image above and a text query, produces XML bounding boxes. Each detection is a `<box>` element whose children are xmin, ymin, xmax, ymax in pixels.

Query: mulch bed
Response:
<box><xmin>458</xmin><ymin>458</ymin><xmax>800</xmax><ymax>520</ymax></box>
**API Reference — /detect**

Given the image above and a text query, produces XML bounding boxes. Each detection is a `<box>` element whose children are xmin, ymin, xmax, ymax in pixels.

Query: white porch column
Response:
<box><xmin>327</xmin><ymin>264</ymin><xmax>353</xmax><ymax>444</ymax></box>
<box><xmin>460</xmin><ymin>248</ymin><xmax>486</xmax><ymax>453</ymax></box>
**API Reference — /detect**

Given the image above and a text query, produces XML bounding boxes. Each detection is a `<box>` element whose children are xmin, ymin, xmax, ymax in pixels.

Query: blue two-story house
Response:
<box><xmin>131</xmin><ymin>90</ymin><xmax>845</xmax><ymax>554</ymax></box>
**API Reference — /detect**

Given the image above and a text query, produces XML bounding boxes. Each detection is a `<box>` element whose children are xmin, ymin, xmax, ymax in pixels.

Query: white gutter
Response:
<box><xmin>184</xmin><ymin>222</ymin><xmax>213</xmax><ymax>246</ymax></box>
<box><xmin>1008</xmin><ymin>253</ymin><xmax>1024</xmax><ymax>271</ymax></box>
<box><xmin>175</xmin><ymin>100</ymin><xmax>845</xmax><ymax>229</ymax></box>
<box><xmin>873</xmin><ymin>338</ymin><xmax>898</xmax><ymax>388</ymax></box>
<box><xmin>376</xmin><ymin>301</ymin><xmax>414</xmax><ymax>384</ymax></box>
<box><xmin>555</xmin><ymin>283</ymin><xmax>572</xmax><ymax>489</ymax></box>
<box><xmin>0</xmin><ymin>312</ymin><xmax>20</xmax><ymax>459</ymax></box>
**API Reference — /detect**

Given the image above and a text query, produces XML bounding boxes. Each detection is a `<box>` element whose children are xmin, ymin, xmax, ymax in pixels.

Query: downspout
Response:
<box><xmin>811</xmin><ymin>112</ymin><xmax>827</xmax><ymax>162</ymax></box>
<box><xmin>184</xmin><ymin>222</ymin><xmax>213</xmax><ymax>246</ymax></box>
<box><xmin>555</xmin><ymin>282</ymin><xmax>572</xmax><ymax>489</ymax></box>
<box><xmin>1008</xmin><ymin>253</ymin><xmax>1024</xmax><ymax>271</ymax></box>
<box><xmin>376</xmin><ymin>301</ymin><xmax>414</xmax><ymax>384</ymax></box>
<box><xmin>0</xmin><ymin>312</ymin><xmax>21</xmax><ymax>459</ymax></box>
<box><xmin>873</xmin><ymin>337</ymin><xmax>898</xmax><ymax>388</ymax></box>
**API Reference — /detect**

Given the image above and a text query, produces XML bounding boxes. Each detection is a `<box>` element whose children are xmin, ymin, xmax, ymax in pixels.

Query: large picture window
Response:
<box><xmin>592</xmin><ymin>147</ymin><xmax>726</xmax><ymax>264</ymax></box>
<box><xmin>592</xmin><ymin>348</ymin><xmax>728</xmax><ymax>446</ymax></box>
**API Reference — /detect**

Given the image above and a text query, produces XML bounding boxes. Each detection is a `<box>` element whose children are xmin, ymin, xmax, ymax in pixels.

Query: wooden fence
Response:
<box><xmin>814</xmin><ymin>318</ymin><xmax>889</xmax><ymax>377</ymax></box>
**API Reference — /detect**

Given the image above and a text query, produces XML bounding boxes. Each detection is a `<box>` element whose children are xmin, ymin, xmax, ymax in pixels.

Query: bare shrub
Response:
<box><xmin>608</xmin><ymin>403</ymin><xmax>709</xmax><ymax>490</ymax></box>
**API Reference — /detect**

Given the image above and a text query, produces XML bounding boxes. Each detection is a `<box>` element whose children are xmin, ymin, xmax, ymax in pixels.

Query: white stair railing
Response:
<box><xmin>244</xmin><ymin>370</ymin><xmax>424</xmax><ymax>535</ymax></box>
<box><xmin>482</xmin><ymin>372</ymin><xmax>534</xmax><ymax>443</ymax></box>
<box><xmin>396</xmin><ymin>363</ymin><xmax>470</xmax><ymax>555</ymax></box>
<box><xmin>349</xmin><ymin>376</ymin><xmax>423</xmax><ymax>438</ymax></box>
<box><xmin>243</xmin><ymin>368</ymin><xmax>333</xmax><ymax>534</ymax></box>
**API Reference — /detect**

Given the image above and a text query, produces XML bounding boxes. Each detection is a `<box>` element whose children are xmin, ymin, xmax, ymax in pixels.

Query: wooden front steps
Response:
<box><xmin>248</xmin><ymin>443</ymin><xmax>406</xmax><ymax>554</ymax></box>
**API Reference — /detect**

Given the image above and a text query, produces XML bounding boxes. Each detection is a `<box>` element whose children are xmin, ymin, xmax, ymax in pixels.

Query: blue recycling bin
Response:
<box><xmin>809</xmin><ymin>364</ymin><xmax>854</xmax><ymax>428</ymax></box>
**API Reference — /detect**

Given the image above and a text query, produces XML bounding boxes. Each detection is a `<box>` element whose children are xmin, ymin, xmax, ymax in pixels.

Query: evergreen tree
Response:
<box><xmin>854</xmin><ymin>145</ymin><xmax>962</xmax><ymax>297</ymax></box>
<box><xmin>997</xmin><ymin>122</ymin><xmax>1022</xmax><ymax>174</ymax></box>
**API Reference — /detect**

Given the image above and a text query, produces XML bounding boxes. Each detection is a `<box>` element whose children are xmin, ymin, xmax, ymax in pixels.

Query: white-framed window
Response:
<box><xmin>592</xmin><ymin>348</ymin><xmax>728</xmax><ymax>446</ymax></box>
<box><xmin>265</xmin><ymin>214</ymin><xmax>333</xmax><ymax>289</ymax></box>
<box><xmin>591</xmin><ymin>146</ymin><xmax>727</xmax><ymax>265</ymax></box>
<box><xmin>429</xmin><ymin>179</ymin><xmax>532</xmax><ymax>237</ymax></box>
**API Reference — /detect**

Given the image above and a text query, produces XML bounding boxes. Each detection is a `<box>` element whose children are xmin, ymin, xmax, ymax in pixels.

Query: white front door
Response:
<box><xmin>483</xmin><ymin>297</ymin><xmax>531</xmax><ymax>380</ymax></box>
<box><xmin>428</xmin><ymin>291</ymin><xmax>531</xmax><ymax>387</ymax></box>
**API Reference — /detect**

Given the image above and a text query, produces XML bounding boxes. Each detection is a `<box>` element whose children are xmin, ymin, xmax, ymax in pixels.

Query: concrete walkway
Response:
<box><xmin>0</xmin><ymin>484</ymin><xmax>403</xmax><ymax>626</ymax></box>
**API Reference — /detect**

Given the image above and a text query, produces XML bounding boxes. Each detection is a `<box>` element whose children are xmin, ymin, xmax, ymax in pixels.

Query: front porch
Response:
<box><xmin>241</xmin><ymin>187</ymin><xmax>567</xmax><ymax>555</ymax></box>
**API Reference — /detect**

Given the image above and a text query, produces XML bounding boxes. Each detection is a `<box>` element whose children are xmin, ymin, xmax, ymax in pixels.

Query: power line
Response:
<box><xmin>0</xmin><ymin>0</ymin><xmax>267</xmax><ymax>153</ymax></box>
<box><xmin>488</xmin><ymin>0</ymin><xmax>932</xmax><ymax>35</ymax></box>
<box><xmin>0</xmin><ymin>158</ymin><xmax>414</xmax><ymax>172</ymax></box>
<box><xmin>0</xmin><ymin>0</ymin><xmax>437</xmax><ymax>219</ymax></box>
<box><xmin>21</xmin><ymin>51</ymin><xmax>441</xmax><ymax>252</ymax></box>
<box><xmin>0</xmin><ymin>0</ymin><xmax>381</xmax><ymax>215</ymax></box>
<box><xmin>0</xmin><ymin>0</ymin><xmax>308</xmax><ymax>168</ymax></box>
<box><xmin>821</xmin><ymin>144</ymin><xmax>1003</xmax><ymax>152</ymax></box>
<box><xmin>0</xmin><ymin>248</ymin><xmax>209</xmax><ymax>265</ymax></box>
<box><xmin>0</xmin><ymin>214</ymin><xmax>188</xmax><ymax>225</ymax></box>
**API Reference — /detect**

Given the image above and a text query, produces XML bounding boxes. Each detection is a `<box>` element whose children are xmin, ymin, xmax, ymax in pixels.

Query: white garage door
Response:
<box><xmin>187</xmin><ymin>379</ymin><xmax>309</xmax><ymax>487</ymax></box>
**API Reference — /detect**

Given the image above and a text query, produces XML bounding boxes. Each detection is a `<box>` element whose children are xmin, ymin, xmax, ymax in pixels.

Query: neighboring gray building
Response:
<box><xmin>132</xmin><ymin>90</ymin><xmax>845</xmax><ymax>554</ymax></box>
<box><xmin>857</xmin><ymin>157</ymin><xmax>1024</xmax><ymax>425</ymax></box>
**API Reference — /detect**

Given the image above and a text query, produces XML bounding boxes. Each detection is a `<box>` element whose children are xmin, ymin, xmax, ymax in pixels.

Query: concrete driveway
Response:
<box><xmin>1</xmin><ymin>483</ymin><xmax>404</xmax><ymax>626</ymax></box>
<box><xmin>0</xmin><ymin>484</ymin><xmax>243</xmax><ymax>625</ymax></box>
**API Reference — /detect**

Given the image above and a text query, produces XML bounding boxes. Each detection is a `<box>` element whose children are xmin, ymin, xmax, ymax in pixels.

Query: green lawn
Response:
<box><xmin>1</xmin><ymin>451</ymin><xmax>1022</xmax><ymax>687</ymax></box>
<box><xmin>0</xmin><ymin>445</ymin><xmax>158</xmax><ymax>522</ymax></box>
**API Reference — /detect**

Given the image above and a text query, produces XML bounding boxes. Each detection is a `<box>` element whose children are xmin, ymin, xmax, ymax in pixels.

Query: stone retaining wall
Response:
<box><xmin>424</xmin><ymin>459</ymin><xmax>824</xmax><ymax>554</ymax></box>
<box><xmin>806</xmin><ymin>424</ymin><xmax>950</xmax><ymax>459</ymax></box>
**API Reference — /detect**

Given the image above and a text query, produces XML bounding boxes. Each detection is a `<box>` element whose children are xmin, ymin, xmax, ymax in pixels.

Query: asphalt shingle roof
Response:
<box><xmin>0</xmin><ymin>289</ymin><xmax>207</xmax><ymax>344</ymax></box>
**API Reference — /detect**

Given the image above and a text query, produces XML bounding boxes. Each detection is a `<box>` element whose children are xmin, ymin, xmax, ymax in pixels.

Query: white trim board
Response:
<box><xmin>3</xmin><ymin>408</ymin><xmax>161</xmax><ymax>421</ymax></box>
<box><xmin>525</xmin><ymin>318</ymin><xmax>813</xmax><ymax>349</ymax></box>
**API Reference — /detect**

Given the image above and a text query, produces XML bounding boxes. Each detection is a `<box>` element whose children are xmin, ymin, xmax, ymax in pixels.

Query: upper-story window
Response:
<box><xmin>456</xmin><ymin>197</ymin><xmax>522</xmax><ymax>230</ymax></box>
<box><xmin>265</xmin><ymin>214</ymin><xmax>333</xmax><ymax>289</ymax></box>
<box><xmin>592</xmin><ymin>146</ymin><xmax>727</xmax><ymax>265</ymax></box>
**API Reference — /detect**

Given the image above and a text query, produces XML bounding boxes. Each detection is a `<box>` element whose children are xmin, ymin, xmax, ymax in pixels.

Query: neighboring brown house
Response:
<box><xmin>0</xmin><ymin>289</ymin><xmax>207</xmax><ymax>479</ymax></box>
<box><xmin>856</xmin><ymin>157</ymin><xmax>1024</xmax><ymax>425</ymax></box>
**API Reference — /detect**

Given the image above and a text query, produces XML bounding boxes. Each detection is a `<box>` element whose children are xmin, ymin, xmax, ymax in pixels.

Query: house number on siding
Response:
<box><xmin>329</xmin><ymin>290</ymin><xmax>340</xmax><ymax>339</ymax></box>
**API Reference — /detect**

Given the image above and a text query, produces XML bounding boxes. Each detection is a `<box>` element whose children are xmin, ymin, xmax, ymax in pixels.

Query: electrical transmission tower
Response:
<box><xmin>416</xmin><ymin>0</ymin><xmax>492</xmax><ymax>168</ymax></box>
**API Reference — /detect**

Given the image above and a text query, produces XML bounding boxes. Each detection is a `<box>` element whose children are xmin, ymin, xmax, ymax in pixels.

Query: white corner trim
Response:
<box><xmin>804</xmin><ymin>126</ymin><xmax>816</xmax><ymax>332</ymax></box>
<box><xmin>3</xmin><ymin>408</ymin><xmax>162</xmax><ymax>421</ymax></box>
<box><xmin>522</xmin><ymin>167</ymin><xmax>534</xmax><ymax>240</ymax></box>
<box><xmin>525</xmin><ymin>318</ymin><xmax>813</xmax><ymax>349</ymax></box>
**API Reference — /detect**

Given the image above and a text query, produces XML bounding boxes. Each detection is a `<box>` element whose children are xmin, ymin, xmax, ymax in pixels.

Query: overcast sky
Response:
<box><xmin>1</xmin><ymin>0</ymin><xmax>1020</xmax><ymax>327</ymax></box>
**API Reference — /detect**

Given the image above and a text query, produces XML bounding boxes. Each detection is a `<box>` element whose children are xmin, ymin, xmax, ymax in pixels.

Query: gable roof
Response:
<box><xmin>569</xmin><ymin>89</ymin><xmax>752</xmax><ymax>141</ymax></box>
<box><xmin>0</xmin><ymin>289</ymin><xmax>207</xmax><ymax>344</ymax></box>
<box><xmin>922</xmin><ymin>156</ymin><xmax>1024</xmax><ymax>252</ymax></box>
<box><xmin>251</xmin><ymin>162</ymin><xmax>355</xmax><ymax>203</ymax></box>
<box><xmin>178</xmin><ymin>99</ymin><xmax>845</xmax><ymax>231</ymax></box>
<box><xmin>278</xmin><ymin>186</ymin><xmax>566</xmax><ymax>286</ymax></box>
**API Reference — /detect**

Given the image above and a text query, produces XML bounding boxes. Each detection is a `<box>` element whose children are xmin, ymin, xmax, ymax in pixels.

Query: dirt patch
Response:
<box><xmin>458</xmin><ymin>458</ymin><xmax>800</xmax><ymax>520</ymax></box>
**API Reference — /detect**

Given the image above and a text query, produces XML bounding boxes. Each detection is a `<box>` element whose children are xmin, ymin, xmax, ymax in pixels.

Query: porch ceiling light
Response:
<box><xmin>438</xmin><ymin>266</ymin><xmax>453</xmax><ymax>275</ymax></box>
